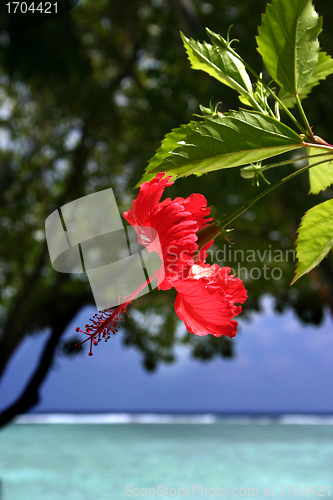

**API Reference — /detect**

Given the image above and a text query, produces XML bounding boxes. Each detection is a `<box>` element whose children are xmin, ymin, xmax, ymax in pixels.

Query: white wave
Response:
<box><xmin>13</xmin><ymin>413</ymin><xmax>217</xmax><ymax>425</ymax></box>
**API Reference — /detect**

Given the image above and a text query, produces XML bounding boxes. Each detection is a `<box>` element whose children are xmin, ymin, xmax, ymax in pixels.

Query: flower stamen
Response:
<box><xmin>75</xmin><ymin>269</ymin><xmax>158</xmax><ymax>355</ymax></box>
<box><xmin>75</xmin><ymin>303</ymin><xmax>129</xmax><ymax>355</ymax></box>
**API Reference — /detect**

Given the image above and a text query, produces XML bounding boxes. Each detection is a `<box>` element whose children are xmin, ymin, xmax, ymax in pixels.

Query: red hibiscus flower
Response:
<box><xmin>124</xmin><ymin>173</ymin><xmax>247</xmax><ymax>338</ymax></box>
<box><xmin>76</xmin><ymin>173</ymin><xmax>247</xmax><ymax>354</ymax></box>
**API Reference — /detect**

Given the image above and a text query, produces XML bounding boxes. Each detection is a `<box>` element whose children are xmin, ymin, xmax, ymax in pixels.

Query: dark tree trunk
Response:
<box><xmin>0</xmin><ymin>326</ymin><xmax>63</xmax><ymax>429</ymax></box>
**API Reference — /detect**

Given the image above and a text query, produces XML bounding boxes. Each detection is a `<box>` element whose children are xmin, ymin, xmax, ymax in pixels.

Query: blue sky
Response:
<box><xmin>1</xmin><ymin>296</ymin><xmax>332</xmax><ymax>414</ymax></box>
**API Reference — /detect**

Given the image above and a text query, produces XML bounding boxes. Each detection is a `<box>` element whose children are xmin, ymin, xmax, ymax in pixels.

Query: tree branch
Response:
<box><xmin>0</xmin><ymin>326</ymin><xmax>63</xmax><ymax>429</ymax></box>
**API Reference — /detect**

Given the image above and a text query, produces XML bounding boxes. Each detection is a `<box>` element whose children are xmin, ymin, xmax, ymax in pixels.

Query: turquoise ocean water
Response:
<box><xmin>0</xmin><ymin>415</ymin><xmax>333</xmax><ymax>500</ymax></box>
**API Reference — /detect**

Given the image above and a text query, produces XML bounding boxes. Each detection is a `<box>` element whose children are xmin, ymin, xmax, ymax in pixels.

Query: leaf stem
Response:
<box><xmin>303</xmin><ymin>141</ymin><xmax>333</xmax><ymax>152</ymax></box>
<box><xmin>260</xmin><ymin>151</ymin><xmax>332</xmax><ymax>172</ymax></box>
<box><xmin>295</xmin><ymin>94</ymin><xmax>315</xmax><ymax>141</ymax></box>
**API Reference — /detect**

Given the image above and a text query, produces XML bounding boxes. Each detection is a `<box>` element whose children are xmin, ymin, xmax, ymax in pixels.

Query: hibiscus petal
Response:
<box><xmin>123</xmin><ymin>173</ymin><xmax>173</xmax><ymax>226</ymax></box>
<box><xmin>173</xmin><ymin>264</ymin><xmax>247</xmax><ymax>337</ymax></box>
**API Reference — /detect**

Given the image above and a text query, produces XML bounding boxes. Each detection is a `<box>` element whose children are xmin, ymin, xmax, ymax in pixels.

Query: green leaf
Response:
<box><xmin>308</xmin><ymin>148</ymin><xmax>333</xmax><ymax>194</ymax></box>
<box><xmin>308</xmin><ymin>50</ymin><xmax>333</xmax><ymax>83</ymax></box>
<box><xmin>279</xmin><ymin>51</ymin><xmax>333</xmax><ymax>108</ymax></box>
<box><xmin>135</xmin><ymin>121</ymin><xmax>197</xmax><ymax>187</ymax></box>
<box><xmin>257</xmin><ymin>0</ymin><xmax>322</xmax><ymax>96</ymax></box>
<box><xmin>291</xmin><ymin>199</ymin><xmax>333</xmax><ymax>284</ymax></box>
<box><xmin>181</xmin><ymin>31</ymin><xmax>252</xmax><ymax>97</ymax></box>
<box><xmin>144</xmin><ymin>110</ymin><xmax>303</xmax><ymax>181</ymax></box>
